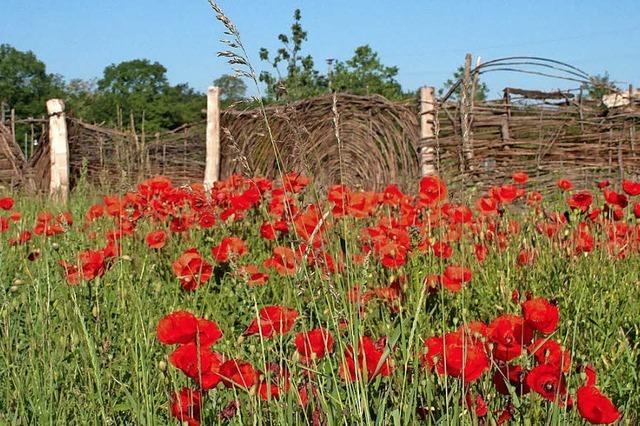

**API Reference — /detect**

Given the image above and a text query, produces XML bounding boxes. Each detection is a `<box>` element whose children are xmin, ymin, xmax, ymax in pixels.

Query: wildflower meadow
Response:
<box><xmin>1</xmin><ymin>172</ymin><xmax>638</xmax><ymax>424</ymax></box>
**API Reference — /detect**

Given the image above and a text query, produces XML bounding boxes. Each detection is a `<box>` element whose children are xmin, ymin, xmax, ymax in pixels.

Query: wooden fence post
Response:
<box><xmin>419</xmin><ymin>86</ymin><xmax>436</xmax><ymax>176</ymax></box>
<box><xmin>46</xmin><ymin>99</ymin><xmax>69</xmax><ymax>204</ymax></box>
<box><xmin>204</xmin><ymin>86</ymin><xmax>221</xmax><ymax>191</ymax></box>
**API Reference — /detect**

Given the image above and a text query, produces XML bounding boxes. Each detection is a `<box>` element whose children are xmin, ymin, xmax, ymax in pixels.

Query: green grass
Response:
<box><xmin>1</xmin><ymin>182</ymin><xmax>639</xmax><ymax>425</ymax></box>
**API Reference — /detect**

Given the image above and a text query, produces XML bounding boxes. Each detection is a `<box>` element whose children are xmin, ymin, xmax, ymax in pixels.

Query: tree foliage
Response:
<box><xmin>259</xmin><ymin>9</ymin><xmax>406</xmax><ymax>102</ymax></box>
<box><xmin>213</xmin><ymin>74</ymin><xmax>247</xmax><ymax>107</ymax></box>
<box><xmin>259</xmin><ymin>9</ymin><xmax>327</xmax><ymax>101</ymax></box>
<box><xmin>440</xmin><ymin>65</ymin><xmax>488</xmax><ymax>102</ymax></box>
<box><xmin>0</xmin><ymin>43</ymin><xmax>64</xmax><ymax>118</ymax></box>
<box><xmin>330</xmin><ymin>45</ymin><xmax>404</xmax><ymax>100</ymax></box>
<box><xmin>582</xmin><ymin>72</ymin><xmax>618</xmax><ymax>100</ymax></box>
<box><xmin>87</xmin><ymin>59</ymin><xmax>204</xmax><ymax>132</ymax></box>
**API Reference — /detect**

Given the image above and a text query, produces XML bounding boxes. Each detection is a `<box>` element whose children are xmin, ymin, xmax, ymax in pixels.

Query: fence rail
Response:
<box><xmin>2</xmin><ymin>86</ymin><xmax>639</xmax><ymax>201</ymax></box>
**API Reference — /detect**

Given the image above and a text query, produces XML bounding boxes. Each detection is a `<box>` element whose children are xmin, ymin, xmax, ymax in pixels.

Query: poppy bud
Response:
<box><xmin>158</xmin><ymin>360</ymin><xmax>167</xmax><ymax>371</ymax></box>
<box><xmin>51</xmin><ymin>242</ymin><xmax>60</xmax><ymax>251</ymax></box>
<box><xmin>9</xmin><ymin>285</ymin><xmax>18</xmax><ymax>293</ymax></box>
<box><xmin>92</xmin><ymin>305</ymin><xmax>100</xmax><ymax>318</ymax></box>
<box><xmin>122</xmin><ymin>255</ymin><xmax>132</xmax><ymax>261</ymax></box>
<box><xmin>13</xmin><ymin>279</ymin><xmax>23</xmax><ymax>286</ymax></box>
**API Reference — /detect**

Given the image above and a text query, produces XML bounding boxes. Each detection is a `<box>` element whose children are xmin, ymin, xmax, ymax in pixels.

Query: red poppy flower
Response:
<box><xmin>464</xmin><ymin>391</ymin><xmax>488</xmax><ymax>418</ymax></box>
<box><xmin>34</xmin><ymin>213</ymin><xmax>65</xmax><ymax>236</ymax></box>
<box><xmin>0</xmin><ymin>196</ymin><xmax>14</xmax><ymax>210</ymax></box>
<box><xmin>376</xmin><ymin>241</ymin><xmax>408</xmax><ymax>268</ymax></box>
<box><xmin>622</xmin><ymin>179</ymin><xmax>640</xmax><ymax>196</ymax></box>
<box><xmin>423</xmin><ymin>332</ymin><xmax>488</xmax><ymax>383</ymax></box>
<box><xmin>431</xmin><ymin>241</ymin><xmax>453</xmax><ymax>259</ymax></box>
<box><xmin>527</xmin><ymin>191</ymin><xmax>543</xmax><ymax>205</ymax></box>
<box><xmin>260</xmin><ymin>222</ymin><xmax>277</xmax><ymax>240</ymax></box>
<box><xmin>195</xmin><ymin>318</ymin><xmax>224</xmax><ymax>346</ymax></box>
<box><xmin>568</xmin><ymin>191</ymin><xmax>593</xmax><ymax>212</ymax></box>
<box><xmin>170</xmin><ymin>215</ymin><xmax>192</xmax><ymax>233</ymax></box>
<box><xmin>457</xmin><ymin>321</ymin><xmax>488</xmax><ymax>340</ymax></box>
<box><xmin>282</xmin><ymin>171</ymin><xmax>310</xmax><ymax>193</ymax></box>
<box><xmin>603</xmin><ymin>190</ymin><xmax>628</xmax><ymax>208</ymax></box>
<box><xmin>418</xmin><ymin>176</ymin><xmax>447</xmax><ymax>206</ymax></box>
<box><xmin>243</xmin><ymin>306</ymin><xmax>298</xmax><ymax>338</ymax></box>
<box><xmin>577</xmin><ymin>386</ymin><xmax>621</xmax><ymax>424</ymax></box>
<box><xmin>474</xmin><ymin>244</ymin><xmax>488</xmax><ymax>262</ymax></box>
<box><xmin>197</xmin><ymin>212</ymin><xmax>216</xmax><ymax>229</ymax></box>
<box><xmin>8</xmin><ymin>230</ymin><xmax>32</xmax><ymax>246</ymax></box>
<box><xmin>516</xmin><ymin>249</ymin><xmax>536</xmax><ymax>266</ymax></box>
<box><xmin>528</xmin><ymin>339</ymin><xmax>571</xmax><ymax>373</ymax></box>
<box><xmin>512</xmin><ymin>171</ymin><xmax>529</xmax><ymax>184</ymax></box>
<box><xmin>263</xmin><ymin>246</ymin><xmax>298</xmax><ymax>276</ymax></box>
<box><xmin>85</xmin><ymin>204</ymin><xmax>105</xmax><ymax>222</ymax></box>
<box><xmin>219</xmin><ymin>359</ymin><xmax>259</xmax><ymax>389</ymax></box>
<box><xmin>493</xmin><ymin>364</ymin><xmax>530</xmax><ymax>396</ymax></box>
<box><xmin>362</xmin><ymin>279</ymin><xmax>403</xmax><ymax>311</ymax></box>
<box><xmin>522</xmin><ymin>297</ymin><xmax>559</xmax><ymax>334</ymax></box>
<box><xmin>145</xmin><ymin>230</ymin><xmax>166</xmax><ymax>249</ymax></box>
<box><xmin>382</xmin><ymin>184</ymin><xmax>405</xmax><ymax>206</ymax></box>
<box><xmin>257</xmin><ymin>363</ymin><xmax>291</xmax><ymax>401</ymax></box>
<box><xmin>169</xmin><ymin>343</ymin><xmax>224</xmax><ymax>389</ymax></box>
<box><xmin>574</xmin><ymin>230</ymin><xmax>595</xmax><ymax>254</ymax></box>
<box><xmin>597</xmin><ymin>180</ymin><xmax>610</xmax><ymax>189</ymax></box>
<box><xmin>236</xmin><ymin>264</ymin><xmax>268</xmax><ymax>285</ymax></box>
<box><xmin>170</xmin><ymin>387</ymin><xmax>202</xmax><ymax>426</ymax></box>
<box><xmin>295</xmin><ymin>328</ymin><xmax>334</xmax><ymax>362</ymax></box>
<box><xmin>440</xmin><ymin>265</ymin><xmax>472</xmax><ymax>292</ymax></box>
<box><xmin>487</xmin><ymin>315</ymin><xmax>533</xmax><ymax>361</ymax></box>
<box><xmin>157</xmin><ymin>311</ymin><xmax>199</xmax><ymax>345</ymax></box>
<box><xmin>340</xmin><ymin>336</ymin><xmax>393</xmax><ymax>382</ymax></box>
<box><xmin>58</xmin><ymin>212</ymin><xmax>73</xmax><ymax>226</ymax></box>
<box><xmin>78</xmin><ymin>249</ymin><xmax>106</xmax><ymax>282</ymax></box>
<box><xmin>556</xmin><ymin>179</ymin><xmax>573</xmax><ymax>191</ymax></box>
<box><xmin>172</xmin><ymin>248</ymin><xmax>212</xmax><ymax>291</ymax></box>
<box><xmin>293</xmin><ymin>204</ymin><xmax>324</xmax><ymax>242</ymax></box>
<box><xmin>211</xmin><ymin>237</ymin><xmax>247</xmax><ymax>262</ymax></box>
<box><xmin>59</xmin><ymin>260</ymin><xmax>81</xmax><ymax>285</ymax></box>
<box><xmin>477</xmin><ymin>197</ymin><xmax>499</xmax><ymax>215</ymax></box>
<box><xmin>497</xmin><ymin>404</ymin><xmax>516</xmax><ymax>425</ymax></box>
<box><xmin>0</xmin><ymin>217</ymin><xmax>9</xmax><ymax>233</ymax></box>
<box><xmin>494</xmin><ymin>185</ymin><xmax>519</xmax><ymax>204</ymax></box>
<box><xmin>526</xmin><ymin>364</ymin><xmax>570</xmax><ymax>405</ymax></box>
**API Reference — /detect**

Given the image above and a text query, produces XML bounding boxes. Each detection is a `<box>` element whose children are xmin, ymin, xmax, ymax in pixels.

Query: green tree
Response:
<box><xmin>440</xmin><ymin>65</ymin><xmax>488</xmax><ymax>102</ymax></box>
<box><xmin>213</xmin><ymin>74</ymin><xmax>247</xmax><ymax>107</ymax></box>
<box><xmin>0</xmin><ymin>44</ymin><xmax>64</xmax><ymax>118</ymax></box>
<box><xmin>330</xmin><ymin>45</ymin><xmax>405</xmax><ymax>100</ymax></box>
<box><xmin>89</xmin><ymin>59</ymin><xmax>203</xmax><ymax>131</ymax></box>
<box><xmin>258</xmin><ymin>9</ymin><xmax>327</xmax><ymax>101</ymax></box>
<box><xmin>582</xmin><ymin>72</ymin><xmax>618</xmax><ymax>100</ymax></box>
<box><xmin>258</xmin><ymin>10</ymin><xmax>409</xmax><ymax>102</ymax></box>
<box><xmin>64</xmin><ymin>78</ymin><xmax>97</xmax><ymax>119</ymax></box>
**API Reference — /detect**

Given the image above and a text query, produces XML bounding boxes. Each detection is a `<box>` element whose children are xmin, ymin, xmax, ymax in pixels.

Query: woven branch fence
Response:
<box><xmin>26</xmin><ymin>93</ymin><xmax>421</xmax><ymax>192</ymax></box>
<box><xmin>7</xmin><ymin>89</ymin><xmax>640</xmax><ymax>195</ymax></box>
<box><xmin>431</xmin><ymin>96</ymin><xmax>640</xmax><ymax>192</ymax></box>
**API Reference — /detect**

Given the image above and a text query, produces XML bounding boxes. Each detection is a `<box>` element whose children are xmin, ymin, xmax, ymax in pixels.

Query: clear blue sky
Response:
<box><xmin>2</xmin><ymin>0</ymin><xmax>639</xmax><ymax>98</ymax></box>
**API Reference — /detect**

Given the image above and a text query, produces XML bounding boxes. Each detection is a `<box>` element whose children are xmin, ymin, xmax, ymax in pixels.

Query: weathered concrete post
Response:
<box><xmin>419</xmin><ymin>86</ymin><xmax>436</xmax><ymax>176</ymax></box>
<box><xmin>204</xmin><ymin>86</ymin><xmax>221</xmax><ymax>191</ymax></box>
<box><xmin>46</xmin><ymin>99</ymin><xmax>69</xmax><ymax>203</ymax></box>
